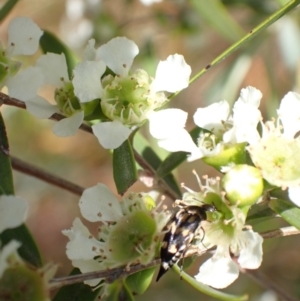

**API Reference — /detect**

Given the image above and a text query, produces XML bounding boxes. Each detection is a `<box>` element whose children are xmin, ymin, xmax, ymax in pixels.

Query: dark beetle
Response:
<box><xmin>156</xmin><ymin>204</ymin><xmax>215</xmax><ymax>281</ymax></box>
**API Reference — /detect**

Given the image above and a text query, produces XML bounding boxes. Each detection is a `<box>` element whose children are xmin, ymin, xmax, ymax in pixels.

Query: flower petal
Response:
<box><xmin>158</xmin><ymin>128</ymin><xmax>199</xmax><ymax>153</ymax></box>
<box><xmin>288</xmin><ymin>187</ymin><xmax>300</xmax><ymax>207</ymax></box>
<box><xmin>237</xmin><ymin>86</ymin><xmax>262</xmax><ymax>108</ymax></box>
<box><xmin>139</xmin><ymin>0</ymin><xmax>162</xmax><ymax>5</ymax></box>
<box><xmin>6</xmin><ymin>67</ymin><xmax>43</xmax><ymax>101</ymax></box>
<box><xmin>195</xmin><ymin>250</ymin><xmax>239</xmax><ymax>289</ymax></box>
<box><xmin>83</xmin><ymin>39</ymin><xmax>97</xmax><ymax>60</ymax></box>
<box><xmin>238</xmin><ymin>230</ymin><xmax>263</xmax><ymax>269</ymax></box>
<box><xmin>229</xmin><ymin>90</ymin><xmax>262</xmax><ymax>144</ymax></box>
<box><xmin>96</xmin><ymin>37</ymin><xmax>139</xmax><ymax>77</ymax></box>
<box><xmin>152</xmin><ymin>54</ymin><xmax>191</xmax><ymax>93</ymax></box>
<box><xmin>36</xmin><ymin>53</ymin><xmax>69</xmax><ymax>86</ymax></box>
<box><xmin>73</xmin><ymin>60</ymin><xmax>105</xmax><ymax>103</ymax></box>
<box><xmin>52</xmin><ymin>111</ymin><xmax>84</xmax><ymax>137</ymax></box>
<box><xmin>149</xmin><ymin>109</ymin><xmax>199</xmax><ymax>154</ymax></box>
<box><xmin>277</xmin><ymin>91</ymin><xmax>300</xmax><ymax>139</ymax></box>
<box><xmin>63</xmin><ymin>218</ymin><xmax>104</xmax><ymax>260</ymax></box>
<box><xmin>148</xmin><ymin>109</ymin><xmax>199</xmax><ymax>157</ymax></box>
<box><xmin>193</xmin><ymin>100</ymin><xmax>230</xmax><ymax>132</ymax></box>
<box><xmin>79</xmin><ymin>183</ymin><xmax>123</xmax><ymax>222</ymax></box>
<box><xmin>0</xmin><ymin>240</ymin><xmax>21</xmax><ymax>278</ymax></box>
<box><xmin>25</xmin><ymin>95</ymin><xmax>57</xmax><ymax>119</ymax></box>
<box><xmin>92</xmin><ymin>120</ymin><xmax>132</xmax><ymax>149</ymax></box>
<box><xmin>7</xmin><ymin>17</ymin><xmax>43</xmax><ymax>57</ymax></box>
<box><xmin>71</xmin><ymin>259</ymin><xmax>103</xmax><ymax>286</ymax></box>
<box><xmin>0</xmin><ymin>196</ymin><xmax>28</xmax><ymax>233</ymax></box>
<box><xmin>148</xmin><ymin>108</ymin><xmax>188</xmax><ymax>139</ymax></box>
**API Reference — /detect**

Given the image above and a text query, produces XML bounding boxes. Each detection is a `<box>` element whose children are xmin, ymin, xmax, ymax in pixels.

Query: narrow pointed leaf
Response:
<box><xmin>269</xmin><ymin>199</ymin><xmax>300</xmax><ymax>230</ymax></box>
<box><xmin>125</xmin><ymin>267</ymin><xmax>156</xmax><ymax>295</ymax></box>
<box><xmin>0</xmin><ymin>0</ymin><xmax>19</xmax><ymax>22</ymax></box>
<box><xmin>190</xmin><ymin>0</ymin><xmax>244</xmax><ymax>42</ymax></box>
<box><xmin>0</xmin><ymin>112</ymin><xmax>42</xmax><ymax>266</ymax></box>
<box><xmin>0</xmin><ymin>113</ymin><xmax>13</xmax><ymax>195</ymax></box>
<box><xmin>113</xmin><ymin>140</ymin><xmax>137</xmax><ymax>195</ymax></box>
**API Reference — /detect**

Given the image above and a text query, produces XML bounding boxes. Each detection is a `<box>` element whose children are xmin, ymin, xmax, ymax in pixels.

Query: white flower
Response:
<box><xmin>139</xmin><ymin>0</ymin><xmax>162</xmax><ymax>5</ymax></box>
<box><xmin>195</xmin><ymin>207</ymin><xmax>263</xmax><ymax>289</ymax></box>
<box><xmin>174</xmin><ymin>174</ymin><xmax>263</xmax><ymax>288</ymax></box>
<box><xmin>63</xmin><ymin>183</ymin><xmax>170</xmax><ymax>287</ymax></box>
<box><xmin>0</xmin><ymin>195</ymin><xmax>28</xmax><ymax>233</ymax></box>
<box><xmin>7</xmin><ymin>53</ymin><xmax>95</xmax><ymax>137</ymax></box>
<box><xmin>247</xmin><ymin>91</ymin><xmax>300</xmax><ymax>207</ymax></box>
<box><xmin>73</xmin><ymin>37</ymin><xmax>191</xmax><ymax>149</ymax></box>
<box><xmin>148</xmin><ymin>109</ymin><xmax>199</xmax><ymax>156</ymax></box>
<box><xmin>0</xmin><ymin>17</ymin><xmax>43</xmax><ymax>89</ymax></box>
<box><xmin>150</xmin><ymin>86</ymin><xmax>262</xmax><ymax>162</ymax></box>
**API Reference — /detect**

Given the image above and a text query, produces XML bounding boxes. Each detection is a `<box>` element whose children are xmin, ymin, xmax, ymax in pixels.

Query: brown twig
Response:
<box><xmin>50</xmin><ymin>259</ymin><xmax>161</xmax><ymax>290</ymax></box>
<box><xmin>260</xmin><ymin>226</ymin><xmax>300</xmax><ymax>239</ymax></box>
<box><xmin>11</xmin><ymin>157</ymin><xmax>84</xmax><ymax>196</ymax></box>
<box><xmin>0</xmin><ymin>92</ymin><xmax>180</xmax><ymax>200</ymax></box>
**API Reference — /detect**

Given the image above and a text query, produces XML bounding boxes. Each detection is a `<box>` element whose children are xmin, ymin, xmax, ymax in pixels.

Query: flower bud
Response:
<box><xmin>202</xmin><ymin>142</ymin><xmax>247</xmax><ymax>171</ymax></box>
<box><xmin>222</xmin><ymin>164</ymin><xmax>263</xmax><ymax>207</ymax></box>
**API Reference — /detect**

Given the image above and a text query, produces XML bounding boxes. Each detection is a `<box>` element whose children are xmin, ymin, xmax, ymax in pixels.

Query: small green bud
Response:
<box><xmin>0</xmin><ymin>264</ymin><xmax>55</xmax><ymax>301</ymax></box>
<box><xmin>222</xmin><ymin>164</ymin><xmax>263</xmax><ymax>207</ymax></box>
<box><xmin>203</xmin><ymin>142</ymin><xmax>247</xmax><ymax>171</ymax></box>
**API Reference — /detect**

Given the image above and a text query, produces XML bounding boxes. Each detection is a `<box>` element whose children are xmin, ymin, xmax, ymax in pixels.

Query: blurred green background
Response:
<box><xmin>1</xmin><ymin>0</ymin><xmax>300</xmax><ymax>300</ymax></box>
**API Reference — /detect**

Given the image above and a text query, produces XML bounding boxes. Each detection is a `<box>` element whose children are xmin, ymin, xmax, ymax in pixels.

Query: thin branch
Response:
<box><xmin>50</xmin><ymin>259</ymin><xmax>161</xmax><ymax>290</ymax></box>
<box><xmin>11</xmin><ymin>157</ymin><xmax>84</xmax><ymax>196</ymax></box>
<box><xmin>260</xmin><ymin>226</ymin><xmax>300</xmax><ymax>239</ymax></box>
<box><xmin>49</xmin><ymin>226</ymin><xmax>300</xmax><ymax>289</ymax></box>
<box><xmin>0</xmin><ymin>92</ymin><xmax>180</xmax><ymax>200</ymax></box>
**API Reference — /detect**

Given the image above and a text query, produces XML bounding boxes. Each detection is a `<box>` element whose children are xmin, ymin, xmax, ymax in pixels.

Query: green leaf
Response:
<box><xmin>125</xmin><ymin>267</ymin><xmax>156</xmax><ymax>295</ymax></box>
<box><xmin>0</xmin><ymin>113</ymin><xmax>14</xmax><ymax>195</ymax></box>
<box><xmin>190</xmin><ymin>0</ymin><xmax>245</xmax><ymax>42</ymax></box>
<box><xmin>39</xmin><ymin>30</ymin><xmax>78</xmax><ymax>79</ymax></box>
<box><xmin>269</xmin><ymin>199</ymin><xmax>300</xmax><ymax>230</ymax></box>
<box><xmin>0</xmin><ymin>112</ymin><xmax>43</xmax><ymax>266</ymax></box>
<box><xmin>172</xmin><ymin>265</ymin><xmax>248</xmax><ymax>301</ymax></box>
<box><xmin>247</xmin><ymin>203</ymin><xmax>276</xmax><ymax>222</ymax></box>
<box><xmin>1</xmin><ymin>226</ymin><xmax>43</xmax><ymax>267</ymax></box>
<box><xmin>53</xmin><ymin>268</ymin><xmax>101</xmax><ymax>301</ymax></box>
<box><xmin>0</xmin><ymin>0</ymin><xmax>19</xmax><ymax>22</ymax></box>
<box><xmin>105</xmin><ymin>280</ymin><xmax>135</xmax><ymax>301</ymax></box>
<box><xmin>113</xmin><ymin>140</ymin><xmax>138</xmax><ymax>195</ymax></box>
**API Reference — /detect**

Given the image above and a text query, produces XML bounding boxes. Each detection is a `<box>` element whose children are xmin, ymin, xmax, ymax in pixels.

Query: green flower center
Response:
<box><xmin>108</xmin><ymin>210</ymin><xmax>157</xmax><ymax>263</ymax></box>
<box><xmin>248</xmin><ymin>135</ymin><xmax>300</xmax><ymax>187</ymax></box>
<box><xmin>55</xmin><ymin>82</ymin><xmax>98</xmax><ymax>117</ymax></box>
<box><xmin>101</xmin><ymin>69</ymin><xmax>167</xmax><ymax>126</ymax></box>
